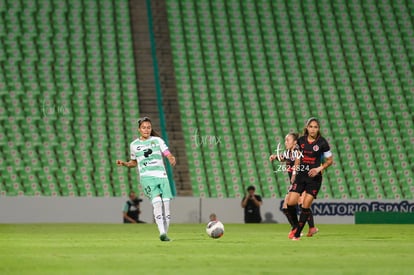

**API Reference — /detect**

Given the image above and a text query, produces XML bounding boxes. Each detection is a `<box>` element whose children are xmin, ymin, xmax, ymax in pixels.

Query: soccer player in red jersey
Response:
<box><xmin>286</xmin><ymin>118</ymin><xmax>333</xmax><ymax>240</ymax></box>
<box><xmin>270</xmin><ymin>132</ymin><xmax>317</xmax><ymax>235</ymax></box>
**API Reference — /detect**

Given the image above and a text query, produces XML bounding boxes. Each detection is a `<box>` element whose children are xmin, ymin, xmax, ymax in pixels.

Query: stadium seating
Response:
<box><xmin>0</xmin><ymin>0</ymin><xmax>138</xmax><ymax>197</ymax></box>
<box><xmin>1</xmin><ymin>0</ymin><xmax>412</xmax><ymax>200</ymax></box>
<box><xmin>166</xmin><ymin>0</ymin><xmax>414</xmax><ymax>199</ymax></box>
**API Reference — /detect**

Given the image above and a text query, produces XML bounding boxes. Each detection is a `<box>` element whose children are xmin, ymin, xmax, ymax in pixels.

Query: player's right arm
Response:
<box><xmin>269</xmin><ymin>154</ymin><xmax>285</xmax><ymax>162</ymax></box>
<box><xmin>116</xmin><ymin>159</ymin><xmax>137</xmax><ymax>168</ymax></box>
<box><xmin>116</xmin><ymin>141</ymin><xmax>138</xmax><ymax>168</ymax></box>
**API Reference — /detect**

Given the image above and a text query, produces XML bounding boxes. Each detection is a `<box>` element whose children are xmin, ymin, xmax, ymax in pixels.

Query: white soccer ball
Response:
<box><xmin>206</xmin><ymin>220</ymin><xmax>224</xmax><ymax>239</ymax></box>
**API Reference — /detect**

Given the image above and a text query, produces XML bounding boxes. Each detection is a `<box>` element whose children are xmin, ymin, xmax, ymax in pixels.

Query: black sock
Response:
<box><xmin>282</xmin><ymin>208</ymin><xmax>295</xmax><ymax>228</ymax></box>
<box><xmin>287</xmin><ymin>205</ymin><xmax>298</xmax><ymax>228</ymax></box>
<box><xmin>307</xmin><ymin>208</ymin><xmax>315</xmax><ymax>228</ymax></box>
<box><xmin>295</xmin><ymin>207</ymin><xmax>311</xmax><ymax>238</ymax></box>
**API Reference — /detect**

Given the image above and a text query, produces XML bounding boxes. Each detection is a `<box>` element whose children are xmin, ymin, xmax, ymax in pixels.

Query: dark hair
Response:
<box><xmin>247</xmin><ymin>185</ymin><xmax>256</xmax><ymax>191</ymax></box>
<box><xmin>137</xmin><ymin>116</ymin><xmax>161</xmax><ymax>137</ymax></box>
<box><xmin>303</xmin><ymin>117</ymin><xmax>321</xmax><ymax>137</ymax></box>
<box><xmin>286</xmin><ymin>132</ymin><xmax>299</xmax><ymax>141</ymax></box>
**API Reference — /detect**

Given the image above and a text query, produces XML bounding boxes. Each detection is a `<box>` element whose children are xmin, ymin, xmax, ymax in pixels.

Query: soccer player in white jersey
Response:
<box><xmin>116</xmin><ymin>117</ymin><xmax>176</xmax><ymax>241</ymax></box>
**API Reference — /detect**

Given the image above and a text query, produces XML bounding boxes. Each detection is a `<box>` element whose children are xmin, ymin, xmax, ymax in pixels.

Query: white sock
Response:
<box><xmin>152</xmin><ymin>197</ymin><xmax>165</xmax><ymax>235</ymax></box>
<box><xmin>162</xmin><ymin>198</ymin><xmax>171</xmax><ymax>233</ymax></box>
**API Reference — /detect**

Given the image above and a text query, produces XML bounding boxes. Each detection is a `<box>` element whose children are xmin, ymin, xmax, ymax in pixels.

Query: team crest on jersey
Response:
<box><xmin>313</xmin><ymin>145</ymin><xmax>319</xmax><ymax>151</ymax></box>
<box><xmin>136</xmin><ymin>146</ymin><xmax>143</xmax><ymax>151</ymax></box>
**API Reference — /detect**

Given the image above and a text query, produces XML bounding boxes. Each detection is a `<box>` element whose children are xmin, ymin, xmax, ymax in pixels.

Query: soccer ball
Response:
<box><xmin>206</xmin><ymin>220</ymin><xmax>224</xmax><ymax>239</ymax></box>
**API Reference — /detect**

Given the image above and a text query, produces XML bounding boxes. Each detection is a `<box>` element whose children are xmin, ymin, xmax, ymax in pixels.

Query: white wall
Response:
<box><xmin>0</xmin><ymin>196</ymin><xmax>359</xmax><ymax>224</ymax></box>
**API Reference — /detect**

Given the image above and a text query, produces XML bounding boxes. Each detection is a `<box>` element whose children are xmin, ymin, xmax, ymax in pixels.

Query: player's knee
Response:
<box><xmin>286</xmin><ymin>194</ymin><xmax>300</xmax><ymax>206</ymax></box>
<box><xmin>152</xmin><ymin>196</ymin><xmax>162</xmax><ymax>204</ymax></box>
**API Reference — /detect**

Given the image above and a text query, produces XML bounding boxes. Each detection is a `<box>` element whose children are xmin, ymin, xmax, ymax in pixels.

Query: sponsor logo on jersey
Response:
<box><xmin>143</xmin><ymin>160</ymin><xmax>157</xmax><ymax>166</ymax></box>
<box><xmin>143</xmin><ymin>149</ymin><xmax>153</xmax><ymax>158</ymax></box>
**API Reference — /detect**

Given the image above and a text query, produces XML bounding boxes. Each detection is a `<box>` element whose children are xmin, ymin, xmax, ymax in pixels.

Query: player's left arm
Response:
<box><xmin>318</xmin><ymin>154</ymin><xmax>333</xmax><ymax>172</ymax></box>
<box><xmin>308</xmin><ymin>140</ymin><xmax>333</xmax><ymax>177</ymax></box>
<box><xmin>164</xmin><ymin>151</ymin><xmax>176</xmax><ymax>166</ymax></box>
<box><xmin>308</xmin><ymin>154</ymin><xmax>333</xmax><ymax>177</ymax></box>
<box><xmin>158</xmin><ymin>138</ymin><xmax>176</xmax><ymax>166</ymax></box>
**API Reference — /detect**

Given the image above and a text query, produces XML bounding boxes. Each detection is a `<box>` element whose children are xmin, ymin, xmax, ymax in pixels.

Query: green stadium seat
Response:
<box><xmin>5</xmin><ymin>0</ymin><xmax>414</xmax><ymax>200</ymax></box>
<box><xmin>0</xmin><ymin>0</ymin><xmax>139</xmax><ymax>197</ymax></box>
<box><xmin>161</xmin><ymin>0</ymin><xmax>414</xmax><ymax>199</ymax></box>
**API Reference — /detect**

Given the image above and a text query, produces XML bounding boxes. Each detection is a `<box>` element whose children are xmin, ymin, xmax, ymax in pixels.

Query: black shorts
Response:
<box><xmin>289</xmin><ymin>173</ymin><xmax>322</xmax><ymax>199</ymax></box>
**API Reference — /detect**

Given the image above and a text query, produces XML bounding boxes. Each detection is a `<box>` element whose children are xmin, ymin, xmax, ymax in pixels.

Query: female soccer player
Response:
<box><xmin>116</xmin><ymin>117</ymin><xmax>176</xmax><ymax>241</ymax></box>
<box><xmin>270</xmin><ymin>133</ymin><xmax>317</xmax><ymax>236</ymax></box>
<box><xmin>286</xmin><ymin>118</ymin><xmax>333</xmax><ymax>240</ymax></box>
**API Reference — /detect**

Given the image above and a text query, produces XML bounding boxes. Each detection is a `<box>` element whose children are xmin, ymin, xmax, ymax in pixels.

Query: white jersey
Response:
<box><xmin>130</xmin><ymin>136</ymin><xmax>169</xmax><ymax>179</ymax></box>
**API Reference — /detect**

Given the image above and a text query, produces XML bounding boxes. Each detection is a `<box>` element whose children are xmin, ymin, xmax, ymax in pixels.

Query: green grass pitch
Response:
<box><xmin>1</xmin><ymin>223</ymin><xmax>413</xmax><ymax>274</ymax></box>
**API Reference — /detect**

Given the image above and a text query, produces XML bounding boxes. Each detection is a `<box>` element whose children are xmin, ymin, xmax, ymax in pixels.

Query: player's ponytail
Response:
<box><xmin>150</xmin><ymin>129</ymin><xmax>161</xmax><ymax>137</ymax></box>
